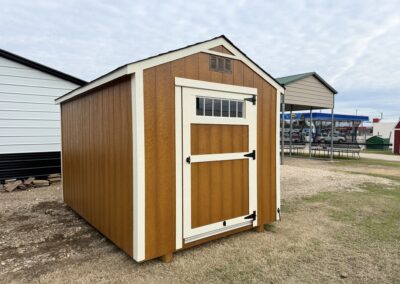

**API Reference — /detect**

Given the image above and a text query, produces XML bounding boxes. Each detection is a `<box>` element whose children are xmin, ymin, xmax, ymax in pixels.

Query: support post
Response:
<box><xmin>281</xmin><ymin>93</ymin><xmax>285</xmax><ymax>165</ymax></box>
<box><xmin>289</xmin><ymin>105</ymin><xmax>293</xmax><ymax>157</ymax></box>
<box><xmin>309</xmin><ymin>107</ymin><xmax>313</xmax><ymax>158</ymax></box>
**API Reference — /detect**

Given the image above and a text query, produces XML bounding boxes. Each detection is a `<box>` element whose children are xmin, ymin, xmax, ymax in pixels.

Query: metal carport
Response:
<box><xmin>276</xmin><ymin>72</ymin><xmax>338</xmax><ymax>163</ymax></box>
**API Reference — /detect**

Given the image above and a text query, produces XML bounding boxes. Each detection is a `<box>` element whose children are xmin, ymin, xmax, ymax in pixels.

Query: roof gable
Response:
<box><xmin>56</xmin><ymin>35</ymin><xmax>284</xmax><ymax>104</ymax></box>
<box><xmin>0</xmin><ymin>48</ymin><xmax>86</xmax><ymax>86</ymax></box>
<box><xmin>277</xmin><ymin>72</ymin><xmax>337</xmax><ymax>94</ymax></box>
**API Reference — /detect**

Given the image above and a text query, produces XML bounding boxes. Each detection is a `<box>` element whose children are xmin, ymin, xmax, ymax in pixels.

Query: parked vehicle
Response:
<box><xmin>317</xmin><ymin>133</ymin><xmax>346</xmax><ymax>143</ymax></box>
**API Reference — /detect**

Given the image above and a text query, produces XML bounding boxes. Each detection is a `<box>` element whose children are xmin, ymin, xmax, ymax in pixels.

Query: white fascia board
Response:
<box><xmin>175</xmin><ymin>77</ymin><xmax>257</xmax><ymax>95</ymax></box>
<box><xmin>127</xmin><ymin>38</ymin><xmax>228</xmax><ymax>73</ymax></box>
<box><xmin>127</xmin><ymin>38</ymin><xmax>284</xmax><ymax>93</ymax></box>
<box><xmin>55</xmin><ymin>66</ymin><xmax>128</xmax><ymax>104</ymax></box>
<box><xmin>56</xmin><ymin>37</ymin><xmax>284</xmax><ymax>104</ymax></box>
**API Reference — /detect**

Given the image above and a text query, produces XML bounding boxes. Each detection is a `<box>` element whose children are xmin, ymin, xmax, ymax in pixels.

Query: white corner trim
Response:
<box><xmin>131</xmin><ymin>72</ymin><xmax>146</xmax><ymax>261</ymax></box>
<box><xmin>55</xmin><ymin>66</ymin><xmax>128</xmax><ymax>104</ymax></box>
<box><xmin>276</xmin><ymin>89</ymin><xmax>281</xmax><ymax>221</ymax></box>
<box><xmin>175</xmin><ymin>77</ymin><xmax>257</xmax><ymax>95</ymax></box>
<box><xmin>175</xmin><ymin>86</ymin><xmax>183</xmax><ymax>250</ymax></box>
<box><xmin>60</xmin><ymin>106</ymin><xmax>64</xmax><ymax>203</ymax></box>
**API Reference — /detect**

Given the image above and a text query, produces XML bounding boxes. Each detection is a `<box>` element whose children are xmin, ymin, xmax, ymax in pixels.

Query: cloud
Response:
<box><xmin>0</xmin><ymin>0</ymin><xmax>399</xmax><ymax>118</ymax></box>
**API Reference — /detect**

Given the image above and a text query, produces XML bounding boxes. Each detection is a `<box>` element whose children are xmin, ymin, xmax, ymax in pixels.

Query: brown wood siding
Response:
<box><xmin>143</xmin><ymin>52</ymin><xmax>277</xmax><ymax>260</ymax></box>
<box><xmin>191</xmin><ymin>124</ymin><xmax>248</xmax><ymax>155</ymax></box>
<box><xmin>61</xmin><ymin>77</ymin><xmax>133</xmax><ymax>257</ymax></box>
<box><xmin>191</xmin><ymin>159</ymin><xmax>249</xmax><ymax>228</ymax></box>
<box><xmin>209</xmin><ymin>45</ymin><xmax>234</xmax><ymax>55</ymax></box>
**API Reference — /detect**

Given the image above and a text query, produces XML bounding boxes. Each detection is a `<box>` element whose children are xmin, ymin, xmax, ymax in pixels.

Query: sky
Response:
<box><xmin>1</xmin><ymin>0</ymin><xmax>399</xmax><ymax>121</ymax></box>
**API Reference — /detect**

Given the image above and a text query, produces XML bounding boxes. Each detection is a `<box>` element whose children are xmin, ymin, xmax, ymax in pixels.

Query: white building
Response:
<box><xmin>0</xmin><ymin>48</ymin><xmax>86</xmax><ymax>180</ymax></box>
<box><xmin>373</xmin><ymin>120</ymin><xmax>398</xmax><ymax>149</ymax></box>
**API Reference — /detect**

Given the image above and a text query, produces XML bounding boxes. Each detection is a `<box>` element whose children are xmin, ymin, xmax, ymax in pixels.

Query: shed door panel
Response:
<box><xmin>182</xmin><ymin>86</ymin><xmax>257</xmax><ymax>243</ymax></box>
<box><xmin>191</xmin><ymin>159</ymin><xmax>249</xmax><ymax>228</ymax></box>
<box><xmin>191</xmin><ymin>124</ymin><xmax>249</xmax><ymax>155</ymax></box>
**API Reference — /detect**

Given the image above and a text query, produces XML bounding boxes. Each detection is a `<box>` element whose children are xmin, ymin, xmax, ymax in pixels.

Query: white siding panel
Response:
<box><xmin>0</xmin><ymin>101</ymin><xmax>59</xmax><ymax>112</ymax></box>
<box><xmin>0</xmin><ymin>55</ymin><xmax>80</xmax><ymax>154</ymax></box>
<box><xmin>0</xmin><ymin>57</ymin><xmax>29</xmax><ymax>68</ymax></box>
<box><xmin>0</xmin><ymin>119</ymin><xmax>60</xmax><ymax>128</ymax></box>
<box><xmin>0</xmin><ymin>66</ymin><xmax>64</xmax><ymax>81</ymax></box>
<box><xmin>0</xmin><ymin>135</ymin><xmax>60</xmax><ymax>145</ymax></box>
<box><xmin>0</xmin><ymin>110</ymin><xmax>59</xmax><ymax>120</ymax></box>
<box><xmin>0</xmin><ymin>76</ymin><xmax>78</xmax><ymax>89</ymax></box>
<box><xmin>0</xmin><ymin>93</ymin><xmax>58</xmax><ymax>103</ymax></box>
<box><xmin>0</xmin><ymin>127</ymin><xmax>60</xmax><ymax>137</ymax></box>
<box><xmin>0</xmin><ymin>144</ymin><xmax>60</xmax><ymax>154</ymax></box>
<box><xmin>0</xmin><ymin>83</ymin><xmax>72</xmax><ymax>96</ymax></box>
<box><xmin>284</xmin><ymin>75</ymin><xmax>334</xmax><ymax>109</ymax></box>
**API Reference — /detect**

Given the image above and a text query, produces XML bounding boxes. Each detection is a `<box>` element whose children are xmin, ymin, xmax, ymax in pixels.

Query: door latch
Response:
<box><xmin>244</xmin><ymin>95</ymin><xmax>256</xmax><ymax>105</ymax></box>
<box><xmin>186</xmin><ymin>156</ymin><xmax>191</xmax><ymax>164</ymax></box>
<box><xmin>244</xmin><ymin>210</ymin><xmax>256</xmax><ymax>221</ymax></box>
<box><xmin>244</xmin><ymin>150</ymin><xmax>256</xmax><ymax>160</ymax></box>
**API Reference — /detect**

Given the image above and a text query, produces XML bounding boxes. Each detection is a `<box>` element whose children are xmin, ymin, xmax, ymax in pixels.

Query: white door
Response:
<box><xmin>182</xmin><ymin>86</ymin><xmax>257</xmax><ymax>244</ymax></box>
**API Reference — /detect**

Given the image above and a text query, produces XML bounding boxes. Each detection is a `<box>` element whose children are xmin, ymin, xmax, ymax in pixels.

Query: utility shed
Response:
<box><xmin>0</xmin><ymin>48</ymin><xmax>86</xmax><ymax>180</ymax></box>
<box><xmin>56</xmin><ymin>36</ymin><xmax>284</xmax><ymax>262</ymax></box>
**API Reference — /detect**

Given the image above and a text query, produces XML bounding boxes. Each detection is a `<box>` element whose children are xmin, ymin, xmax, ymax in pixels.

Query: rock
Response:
<box><xmin>340</xmin><ymin>272</ymin><xmax>348</xmax><ymax>279</ymax></box>
<box><xmin>33</xmin><ymin>180</ymin><xmax>50</xmax><ymax>187</ymax></box>
<box><xmin>5</xmin><ymin>180</ymin><xmax>22</xmax><ymax>192</ymax></box>
<box><xmin>45</xmin><ymin>209</ymin><xmax>55</xmax><ymax>215</ymax></box>
<box><xmin>24</xmin><ymin>177</ymin><xmax>35</xmax><ymax>186</ymax></box>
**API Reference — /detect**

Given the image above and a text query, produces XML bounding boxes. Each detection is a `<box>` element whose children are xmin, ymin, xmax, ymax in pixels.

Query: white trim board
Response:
<box><xmin>276</xmin><ymin>90</ymin><xmax>281</xmax><ymax>221</ymax></box>
<box><xmin>56</xmin><ymin>37</ymin><xmax>284</xmax><ymax>104</ymax></box>
<box><xmin>175</xmin><ymin>77</ymin><xmax>257</xmax><ymax>95</ymax></box>
<box><xmin>131</xmin><ymin>73</ymin><xmax>146</xmax><ymax>262</ymax></box>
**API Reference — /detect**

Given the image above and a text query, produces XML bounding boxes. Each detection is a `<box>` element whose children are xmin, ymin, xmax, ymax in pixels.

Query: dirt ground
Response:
<box><xmin>1</xmin><ymin>158</ymin><xmax>399</xmax><ymax>283</ymax></box>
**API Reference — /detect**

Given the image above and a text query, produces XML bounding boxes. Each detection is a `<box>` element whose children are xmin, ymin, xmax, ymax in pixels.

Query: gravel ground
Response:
<box><xmin>0</xmin><ymin>158</ymin><xmax>398</xmax><ymax>283</ymax></box>
<box><xmin>281</xmin><ymin>162</ymin><xmax>396</xmax><ymax>200</ymax></box>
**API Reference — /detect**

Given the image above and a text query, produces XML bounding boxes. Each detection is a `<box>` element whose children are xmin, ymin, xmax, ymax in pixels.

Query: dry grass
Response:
<box><xmin>1</xmin><ymin>158</ymin><xmax>399</xmax><ymax>283</ymax></box>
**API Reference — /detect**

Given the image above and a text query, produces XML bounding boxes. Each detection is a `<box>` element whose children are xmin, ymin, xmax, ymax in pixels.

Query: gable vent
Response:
<box><xmin>209</xmin><ymin>55</ymin><xmax>232</xmax><ymax>73</ymax></box>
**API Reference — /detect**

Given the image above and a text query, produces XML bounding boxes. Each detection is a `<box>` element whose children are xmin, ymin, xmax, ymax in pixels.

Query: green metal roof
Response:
<box><xmin>276</xmin><ymin>72</ymin><xmax>338</xmax><ymax>94</ymax></box>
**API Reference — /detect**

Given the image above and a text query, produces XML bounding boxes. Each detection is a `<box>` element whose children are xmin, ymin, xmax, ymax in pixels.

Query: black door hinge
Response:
<box><xmin>244</xmin><ymin>210</ymin><xmax>256</xmax><ymax>221</ymax></box>
<box><xmin>244</xmin><ymin>150</ymin><xmax>256</xmax><ymax>160</ymax></box>
<box><xmin>186</xmin><ymin>156</ymin><xmax>191</xmax><ymax>164</ymax></box>
<box><xmin>277</xmin><ymin>208</ymin><xmax>281</xmax><ymax>221</ymax></box>
<box><xmin>244</xmin><ymin>95</ymin><xmax>256</xmax><ymax>105</ymax></box>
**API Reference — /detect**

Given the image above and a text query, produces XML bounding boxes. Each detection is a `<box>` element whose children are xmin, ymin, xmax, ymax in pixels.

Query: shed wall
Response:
<box><xmin>143</xmin><ymin>51</ymin><xmax>277</xmax><ymax>260</ymax></box>
<box><xmin>284</xmin><ymin>75</ymin><xmax>334</xmax><ymax>108</ymax></box>
<box><xmin>61</xmin><ymin>77</ymin><xmax>133</xmax><ymax>256</ymax></box>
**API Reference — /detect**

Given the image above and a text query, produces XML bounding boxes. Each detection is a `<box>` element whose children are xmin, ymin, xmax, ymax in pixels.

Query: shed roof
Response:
<box><xmin>0</xmin><ymin>48</ymin><xmax>86</xmax><ymax>86</ymax></box>
<box><xmin>277</xmin><ymin>72</ymin><xmax>337</xmax><ymax>94</ymax></box>
<box><xmin>55</xmin><ymin>35</ymin><xmax>285</xmax><ymax>104</ymax></box>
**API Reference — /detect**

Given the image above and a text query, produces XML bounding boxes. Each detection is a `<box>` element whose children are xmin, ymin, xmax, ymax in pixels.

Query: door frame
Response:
<box><xmin>175</xmin><ymin>77</ymin><xmax>258</xmax><ymax>249</ymax></box>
